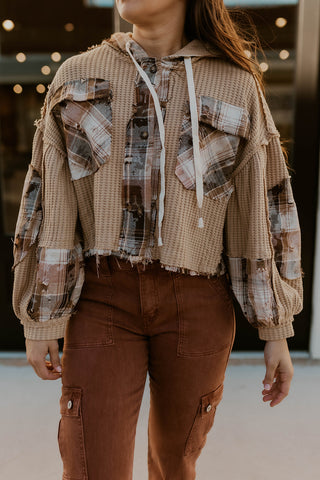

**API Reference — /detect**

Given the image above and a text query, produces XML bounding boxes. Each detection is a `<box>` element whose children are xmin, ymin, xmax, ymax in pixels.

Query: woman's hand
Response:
<box><xmin>25</xmin><ymin>338</ymin><xmax>62</xmax><ymax>380</ymax></box>
<box><xmin>261</xmin><ymin>338</ymin><xmax>294</xmax><ymax>407</ymax></box>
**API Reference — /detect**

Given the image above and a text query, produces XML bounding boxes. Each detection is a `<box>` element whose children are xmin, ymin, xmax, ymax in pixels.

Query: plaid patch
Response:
<box><xmin>175</xmin><ymin>96</ymin><xmax>249</xmax><ymax>199</ymax></box>
<box><xmin>267</xmin><ymin>177</ymin><xmax>301</xmax><ymax>280</ymax></box>
<box><xmin>118</xmin><ymin>41</ymin><xmax>171</xmax><ymax>256</ymax></box>
<box><xmin>27</xmin><ymin>243</ymin><xmax>85</xmax><ymax>322</ymax></box>
<box><xmin>227</xmin><ymin>257</ymin><xmax>279</xmax><ymax>328</ymax></box>
<box><xmin>12</xmin><ymin>164</ymin><xmax>42</xmax><ymax>269</ymax></box>
<box><xmin>199</xmin><ymin>96</ymin><xmax>250</xmax><ymax>138</ymax></box>
<box><xmin>52</xmin><ymin>78</ymin><xmax>112</xmax><ymax>181</ymax></box>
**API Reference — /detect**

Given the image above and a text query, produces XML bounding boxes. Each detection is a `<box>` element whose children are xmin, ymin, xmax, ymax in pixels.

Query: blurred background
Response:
<box><xmin>1</xmin><ymin>0</ymin><xmax>320</xmax><ymax>356</ymax></box>
<box><xmin>0</xmin><ymin>2</ymin><xmax>319</xmax><ymax>479</ymax></box>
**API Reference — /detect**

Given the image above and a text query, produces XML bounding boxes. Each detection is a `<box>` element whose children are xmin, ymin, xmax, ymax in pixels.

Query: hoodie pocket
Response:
<box><xmin>51</xmin><ymin>78</ymin><xmax>113</xmax><ymax>181</ymax></box>
<box><xmin>175</xmin><ymin>95</ymin><xmax>250</xmax><ymax>200</ymax></box>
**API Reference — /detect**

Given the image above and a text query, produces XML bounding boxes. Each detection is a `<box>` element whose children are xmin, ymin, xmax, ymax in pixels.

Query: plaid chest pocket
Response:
<box><xmin>175</xmin><ymin>95</ymin><xmax>250</xmax><ymax>200</ymax></box>
<box><xmin>52</xmin><ymin>78</ymin><xmax>113</xmax><ymax>181</ymax></box>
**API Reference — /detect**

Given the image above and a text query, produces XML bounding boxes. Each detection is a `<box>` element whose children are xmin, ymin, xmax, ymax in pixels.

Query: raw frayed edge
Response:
<box><xmin>82</xmin><ymin>248</ymin><xmax>227</xmax><ymax>278</ymax></box>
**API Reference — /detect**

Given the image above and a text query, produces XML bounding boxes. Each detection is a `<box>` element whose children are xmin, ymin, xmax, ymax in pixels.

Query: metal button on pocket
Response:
<box><xmin>67</xmin><ymin>400</ymin><xmax>73</xmax><ymax>409</ymax></box>
<box><xmin>140</xmin><ymin>130</ymin><xmax>148</xmax><ymax>139</ymax></box>
<box><xmin>206</xmin><ymin>404</ymin><xmax>212</xmax><ymax>413</ymax></box>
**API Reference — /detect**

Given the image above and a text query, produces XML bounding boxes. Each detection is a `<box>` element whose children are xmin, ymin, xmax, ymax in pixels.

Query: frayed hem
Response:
<box><xmin>82</xmin><ymin>248</ymin><xmax>227</xmax><ymax>278</ymax></box>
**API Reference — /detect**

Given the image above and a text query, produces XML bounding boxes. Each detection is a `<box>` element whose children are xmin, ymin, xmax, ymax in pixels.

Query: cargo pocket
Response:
<box><xmin>51</xmin><ymin>78</ymin><xmax>113</xmax><ymax>181</ymax></box>
<box><xmin>58</xmin><ymin>386</ymin><xmax>88</xmax><ymax>480</ymax></box>
<box><xmin>184</xmin><ymin>383</ymin><xmax>224</xmax><ymax>456</ymax></box>
<box><xmin>175</xmin><ymin>95</ymin><xmax>250</xmax><ymax>200</ymax></box>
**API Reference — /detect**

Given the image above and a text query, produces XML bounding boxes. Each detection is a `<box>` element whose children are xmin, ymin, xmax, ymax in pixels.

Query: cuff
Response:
<box><xmin>258</xmin><ymin>321</ymin><xmax>295</xmax><ymax>341</ymax></box>
<box><xmin>23</xmin><ymin>315</ymin><xmax>70</xmax><ymax>340</ymax></box>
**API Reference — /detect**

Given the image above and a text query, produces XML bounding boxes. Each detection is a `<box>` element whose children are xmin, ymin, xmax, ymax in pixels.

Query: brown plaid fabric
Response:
<box><xmin>227</xmin><ymin>257</ymin><xmax>279</xmax><ymax>328</ymax></box>
<box><xmin>115</xmin><ymin>40</ymin><xmax>171</xmax><ymax>258</ymax></box>
<box><xmin>12</xmin><ymin>163</ymin><xmax>42</xmax><ymax>269</ymax></box>
<box><xmin>27</xmin><ymin>243</ymin><xmax>85</xmax><ymax>322</ymax></box>
<box><xmin>175</xmin><ymin>96</ymin><xmax>249</xmax><ymax>200</ymax></box>
<box><xmin>267</xmin><ymin>177</ymin><xmax>301</xmax><ymax>280</ymax></box>
<box><xmin>52</xmin><ymin>78</ymin><xmax>112</xmax><ymax>180</ymax></box>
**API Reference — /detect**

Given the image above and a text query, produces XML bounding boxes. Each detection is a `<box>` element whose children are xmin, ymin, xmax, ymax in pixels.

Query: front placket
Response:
<box><xmin>118</xmin><ymin>53</ymin><xmax>173</xmax><ymax>259</ymax></box>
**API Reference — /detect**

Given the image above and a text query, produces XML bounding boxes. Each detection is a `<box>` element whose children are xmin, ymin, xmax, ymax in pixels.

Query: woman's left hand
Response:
<box><xmin>261</xmin><ymin>338</ymin><xmax>294</xmax><ymax>407</ymax></box>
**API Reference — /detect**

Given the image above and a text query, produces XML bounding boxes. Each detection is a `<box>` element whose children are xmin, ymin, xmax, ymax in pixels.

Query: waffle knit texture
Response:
<box><xmin>11</xmin><ymin>32</ymin><xmax>304</xmax><ymax>341</ymax></box>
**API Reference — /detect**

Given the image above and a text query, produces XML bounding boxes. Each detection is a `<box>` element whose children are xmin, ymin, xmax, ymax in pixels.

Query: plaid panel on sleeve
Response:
<box><xmin>27</xmin><ymin>243</ymin><xmax>85</xmax><ymax>322</ymax></box>
<box><xmin>227</xmin><ymin>257</ymin><xmax>280</xmax><ymax>328</ymax></box>
<box><xmin>267</xmin><ymin>177</ymin><xmax>302</xmax><ymax>280</ymax></box>
<box><xmin>12</xmin><ymin>164</ymin><xmax>42</xmax><ymax>269</ymax></box>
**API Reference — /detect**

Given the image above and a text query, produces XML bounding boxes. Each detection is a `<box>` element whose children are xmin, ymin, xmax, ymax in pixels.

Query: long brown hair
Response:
<box><xmin>184</xmin><ymin>0</ymin><xmax>293</xmax><ymax>171</ymax></box>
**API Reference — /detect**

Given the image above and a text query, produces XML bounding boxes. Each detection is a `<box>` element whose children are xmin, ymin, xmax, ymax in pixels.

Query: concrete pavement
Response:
<box><xmin>0</xmin><ymin>352</ymin><xmax>319</xmax><ymax>480</ymax></box>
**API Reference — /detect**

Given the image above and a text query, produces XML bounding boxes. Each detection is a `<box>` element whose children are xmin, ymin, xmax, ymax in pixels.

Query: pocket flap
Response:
<box><xmin>60</xmin><ymin>386</ymin><xmax>82</xmax><ymax>416</ymax></box>
<box><xmin>200</xmin><ymin>383</ymin><xmax>224</xmax><ymax>417</ymax></box>
<box><xmin>51</xmin><ymin>78</ymin><xmax>112</xmax><ymax>111</ymax></box>
<box><xmin>199</xmin><ymin>95</ymin><xmax>250</xmax><ymax>139</ymax></box>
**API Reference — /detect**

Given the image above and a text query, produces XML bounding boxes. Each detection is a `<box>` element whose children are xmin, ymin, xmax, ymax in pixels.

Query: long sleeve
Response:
<box><xmin>223</xmin><ymin>74</ymin><xmax>304</xmax><ymax>341</ymax></box>
<box><xmin>11</xmin><ymin>90</ymin><xmax>85</xmax><ymax>340</ymax></box>
<box><xmin>224</xmin><ymin>131</ymin><xmax>304</xmax><ymax>341</ymax></box>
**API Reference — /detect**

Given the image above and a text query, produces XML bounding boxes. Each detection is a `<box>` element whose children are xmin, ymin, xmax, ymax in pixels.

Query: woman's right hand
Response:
<box><xmin>25</xmin><ymin>338</ymin><xmax>62</xmax><ymax>380</ymax></box>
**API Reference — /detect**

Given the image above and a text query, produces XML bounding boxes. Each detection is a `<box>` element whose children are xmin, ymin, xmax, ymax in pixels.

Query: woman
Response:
<box><xmin>11</xmin><ymin>0</ymin><xmax>304</xmax><ymax>478</ymax></box>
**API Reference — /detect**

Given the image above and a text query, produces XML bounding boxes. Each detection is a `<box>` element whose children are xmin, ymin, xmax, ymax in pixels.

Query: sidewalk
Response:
<box><xmin>0</xmin><ymin>352</ymin><xmax>319</xmax><ymax>480</ymax></box>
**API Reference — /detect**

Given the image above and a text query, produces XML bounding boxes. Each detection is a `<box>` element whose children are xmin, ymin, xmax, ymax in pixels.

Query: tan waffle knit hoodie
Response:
<box><xmin>11</xmin><ymin>31</ymin><xmax>304</xmax><ymax>341</ymax></box>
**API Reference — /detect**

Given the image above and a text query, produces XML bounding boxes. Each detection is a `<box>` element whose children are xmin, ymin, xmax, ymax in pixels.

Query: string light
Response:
<box><xmin>259</xmin><ymin>62</ymin><xmax>269</xmax><ymax>72</ymax></box>
<box><xmin>36</xmin><ymin>84</ymin><xmax>46</xmax><ymax>94</ymax></box>
<box><xmin>16</xmin><ymin>52</ymin><xmax>26</xmax><ymax>63</ymax></box>
<box><xmin>13</xmin><ymin>84</ymin><xmax>23</xmax><ymax>94</ymax></box>
<box><xmin>279</xmin><ymin>49</ymin><xmax>290</xmax><ymax>60</ymax></box>
<box><xmin>275</xmin><ymin>17</ymin><xmax>287</xmax><ymax>28</ymax></box>
<box><xmin>2</xmin><ymin>19</ymin><xmax>15</xmax><ymax>31</ymax></box>
<box><xmin>51</xmin><ymin>52</ymin><xmax>61</xmax><ymax>62</ymax></box>
<box><xmin>64</xmin><ymin>23</ymin><xmax>74</xmax><ymax>32</ymax></box>
<box><xmin>41</xmin><ymin>65</ymin><xmax>51</xmax><ymax>75</ymax></box>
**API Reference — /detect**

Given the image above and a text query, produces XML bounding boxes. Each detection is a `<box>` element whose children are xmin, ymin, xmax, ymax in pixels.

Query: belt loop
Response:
<box><xmin>101</xmin><ymin>255</ymin><xmax>112</xmax><ymax>276</ymax></box>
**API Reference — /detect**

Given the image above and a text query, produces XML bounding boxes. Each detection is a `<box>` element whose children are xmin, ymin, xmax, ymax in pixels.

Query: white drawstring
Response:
<box><xmin>184</xmin><ymin>56</ymin><xmax>204</xmax><ymax>228</ymax></box>
<box><xmin>125</xmin><ymin>43</ymin><xmax>204</xmax><ymax>248</ymax></box>
<box><xmin>126</xmin><ymin>40</ymin><xmax>166</xmax><ymax>246</ymax></box>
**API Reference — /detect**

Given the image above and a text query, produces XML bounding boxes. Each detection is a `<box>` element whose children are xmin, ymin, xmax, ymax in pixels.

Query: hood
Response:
<box><xmin>107</xmin><ymin>31</ymin><xmax>223</xmax><ymax>62</ymax></box>
<box><xmin>106</xmin><ymin>31</ymin><xmax>222</xmax><ymax>247</ymax></box>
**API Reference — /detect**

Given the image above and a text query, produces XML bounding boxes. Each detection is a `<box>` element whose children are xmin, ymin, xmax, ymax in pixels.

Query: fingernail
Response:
<box><xmin>56</xmin><ymin>365</ymin><xmax>62</xmax><ymax>372</ymax></box>
<box><xmin>264</xmin><ymin>384</ymin><xmax>271</xmax><ymax>390</ymax></box>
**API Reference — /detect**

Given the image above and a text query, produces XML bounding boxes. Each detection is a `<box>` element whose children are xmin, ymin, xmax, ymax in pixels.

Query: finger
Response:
<box><xmin>49</xmin><ymin>343</ymin><xmax>62</xmax><ymax>373</ymax></box>
<box><xmin>262</xmin><ymin>381</ymin><xmax>276</xmax><ymax>394</ymax></box>
<box><xmin>270</xmin><ymin>391</ymin><xmax>287</xmax><ymax>407</ymax></box>
<box><xmin>262</xmin><ymin>394</ymin><xmax>273</xmax><ymax>402</ymax></box>
<box><xmin>263</xmin><ymin>363</ymin><xmax>278</xmax><ymax>391</ymax></box>
<box><xmin>278</xmin><ymin>378</ymin><xmax>291</xmax><ymax>396</ymax></box>
<box><xmin>31</xmin><ymin>356</ymin><xmax>62</xmax><ymax>380</ymax></box>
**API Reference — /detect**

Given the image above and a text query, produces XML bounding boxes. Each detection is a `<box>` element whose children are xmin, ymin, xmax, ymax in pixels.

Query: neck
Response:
<box><xmin>132</xmin><ymin>6</ymin><xmax>188</xmax><ymax>58</ymax></box>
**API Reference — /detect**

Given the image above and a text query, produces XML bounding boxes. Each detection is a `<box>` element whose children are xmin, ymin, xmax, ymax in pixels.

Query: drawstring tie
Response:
<box><xmin>184</xmin><ymin>56</ymin><xmax>204</xmax><ymax>228</ymax></box>
<box><xmin>125</xmin><ymin>42</ymin><xmax>204</xmax><ymax>247</ymax></box>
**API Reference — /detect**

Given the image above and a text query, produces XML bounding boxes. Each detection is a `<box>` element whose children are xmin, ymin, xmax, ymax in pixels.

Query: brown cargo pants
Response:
<box><xmin>58</xmin><ymin>253</ymin><xmax>236</xmax><ymax>480</ymax></box>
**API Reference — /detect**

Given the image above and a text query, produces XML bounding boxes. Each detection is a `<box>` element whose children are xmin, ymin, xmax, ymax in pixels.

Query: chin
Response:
<box><xmin>116</xmin><ymin>0</ymin><xmax>151</xmax><ymax>24</ymax></box>
<box><xmin>116</xmin><ymin>0</ymin><xmax>178</xmax><ymax>25</ymax></box>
